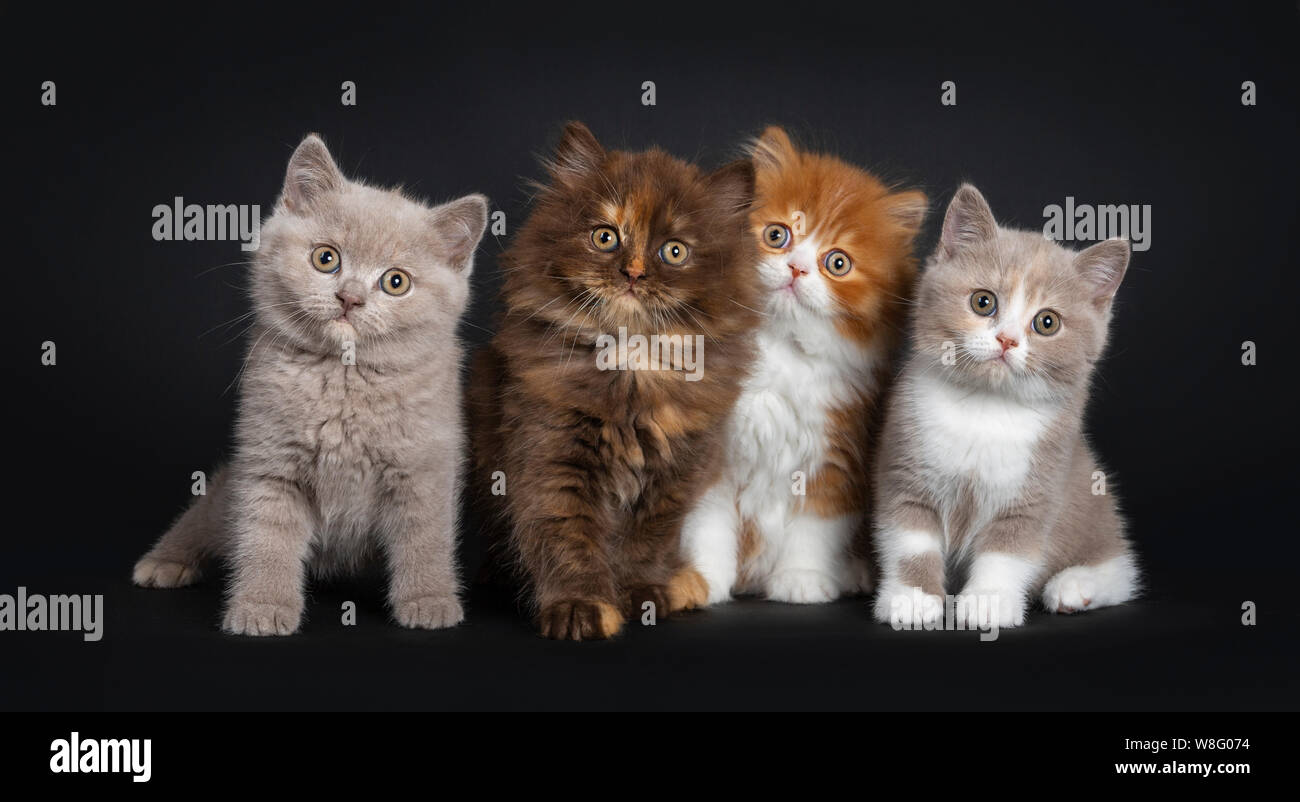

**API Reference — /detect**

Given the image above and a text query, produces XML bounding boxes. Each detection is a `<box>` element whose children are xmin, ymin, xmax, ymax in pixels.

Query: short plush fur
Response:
<box><xmin>873</xmin><ymin>184</ymin><xmax>1139</xmax><ymax>629</ymax></box>
<box><xmin>133</xmin><ymin>135</ymin><xmax>488</xmax><ymax>635</ymax></box>
<box><xmin>679</xmin><ymin>127</ymin><xmax>926</xmax><ymax>605</ymax></box>
<box><xmin>468</xmin><ymin>122</ymin><xmax>761</xmax><ymax>640</ymax></box>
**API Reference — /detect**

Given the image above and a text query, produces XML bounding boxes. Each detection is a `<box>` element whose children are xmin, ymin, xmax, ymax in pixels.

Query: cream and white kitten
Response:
<box><xmin>873</xmin><ymin>184</ymin><xmax>1139</xmax><ymax>629</ymax></box>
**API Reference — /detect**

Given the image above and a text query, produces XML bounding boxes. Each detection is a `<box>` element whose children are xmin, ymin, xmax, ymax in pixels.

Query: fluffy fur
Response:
<box><xmin>872</xmin><ymin>184</ymin><xmax>1139</xmax><ymax>629</ymax></box>
<box><xmin>468</xmin><ymin>122</ymin><xmax>761</xmax><ymax>640</ymax></box>
<box><xmin>678</xmin><ymin>126</ymin><xmax>927</xmax><ymax>605</ymax></box>
<box><xmin>133</xmin><ymin>134</ymin><xmax>488</xmax><ymax>635</ymax></box>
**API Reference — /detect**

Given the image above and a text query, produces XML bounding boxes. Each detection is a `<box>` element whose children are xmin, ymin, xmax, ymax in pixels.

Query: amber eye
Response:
<box><xmin>823</xmin><ymin>250</ymin><xmax>852</xmax><ymax>277</ymax></box>
<box><xmin>311</xmin><ymin>245</ymin><xmax>341</xmax><ymax>273</ymax></box>
<box><xmin>592</xmin><ymin>226</ymin><xmax>620</xmax><ymax>252</ymax></box>
<box><xmin>970</xmin><ymin>290</ymin><xmax>997</xmax><ymax>316</ymax></box>
<box><xmin>1033</xmin><ymin>309</ymin><xmax>1061</xmax><ymax>336</ymax></box>
<box><xmin>762</xmin><ymin>224</ymin><xmax>791</xmax><ymax>249</ymax></box>
<box><xmin>381</xmin><ymin>268</ymin><xmax>411</xmax><ymax>296</ymax></box>
<box><xmin>659</xmin><ymin>240</ymin><xmax>689</xmax><ymax>266</ymax></box>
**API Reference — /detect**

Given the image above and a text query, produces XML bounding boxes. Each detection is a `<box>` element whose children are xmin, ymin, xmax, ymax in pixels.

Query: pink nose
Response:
<box><xmin>789</xmin><ymin>263</ymin><xmax>807</xmax><ymax>279</ymax></box>
<box><xmin>996</xmin><ymin>333</ymin><xmax>1019</xmax><ymax>351</ymax></box>
<box><xmin>336</xmin><ymin>290</ymin><xmax>365</xmax><ymax>313</ymax></box>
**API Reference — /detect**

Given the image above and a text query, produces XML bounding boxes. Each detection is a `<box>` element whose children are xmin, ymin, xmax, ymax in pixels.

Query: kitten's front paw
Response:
<box><xmin>393</xmin><ymin>595</ymin><xmax>464</xmax><ymax>630</ymax></box>
<box><xmin>874</xmin><ymin>585</ymin><xmax>945</xmax><ymax>628</ymax></box>
<box><xmin>133</xmin><ymin>555</ymin><xmax>201</xmax><ymax>588</ymax></box>
<box><xmin>538</xmin><ymin>600</ymin><xmax>624</xmax><ymax>641</ymax></box>
<box><xmin>666</xmin><ymin>567</ymin><xmax>711</xmax><ymax>611</ymax></box>
<box><xmin>955</xmin><ymin>589</ymin><xmax>1026</xmax><ymax>629</ymax></box>
<box><xmin>766</xmin><ymin>569</ymin><xmax>839</xmax><ymax>604</ymax></box>
<box><xmin>222</xmin><ymin>598</ymin><xmax>302</xmax><ymax>636</ymax></box>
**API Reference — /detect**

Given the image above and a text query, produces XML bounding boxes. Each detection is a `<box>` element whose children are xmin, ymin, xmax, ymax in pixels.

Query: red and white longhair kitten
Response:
<box><xmin>676</xmin><ymin>126</ymin><xmax>926</xmax><ymax>605</ymax></box>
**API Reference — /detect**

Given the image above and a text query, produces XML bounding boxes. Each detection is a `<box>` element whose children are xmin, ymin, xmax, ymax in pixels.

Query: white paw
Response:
<box><xmin>133</xmin><ymin>555</ymin><xmax>201</xmax><ymax>588</ymax></box>
<box><xmin>874</xmin><ymin>584</ymin><xmax>945</xmax><ymax>628</ymax></box>
<box><xmin>766</xmin><ymin>569</ymin><xmax>840</xmax><ymax>604</ymax></box>
<box><xmin>222</xmin><ymin>598</ymin><xmax>302</xmax><ymax>636</ymax></box>
<box><xmin>393</xmin><ymin>595</ymin><xmax>464</xmax><ymax>630</ymax></box>
<box><xmin>955</xmin><ymin>588</ymin><xmax>1026</xmax><ymax>629</ymax></box>
<box><xmin>1041</xmin><ymin>557</ymin><xmax>1141</xmax><ymax>613</ymax></box>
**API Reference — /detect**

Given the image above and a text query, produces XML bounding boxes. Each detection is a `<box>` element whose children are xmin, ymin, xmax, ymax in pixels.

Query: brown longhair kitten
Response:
<box><xmin>469</xmin><ymin>122</ymin><xmax>760</xmax><ymax>640</ymax></box>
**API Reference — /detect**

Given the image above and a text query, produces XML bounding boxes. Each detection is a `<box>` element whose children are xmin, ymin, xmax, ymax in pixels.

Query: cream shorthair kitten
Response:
<box><xmin>133</xmin><ymin>134</ymin><xmax>488</xmax><ymax>635</ymax></box>
<box><xmin>677</xmin><ymin>127</ymin><xmax>925</xmax><ymax>605</ymax></box>
<box><xmin>873</xmin><ymin>184</ymin><xmax>1139</xmax><ymax>629</ymax></box>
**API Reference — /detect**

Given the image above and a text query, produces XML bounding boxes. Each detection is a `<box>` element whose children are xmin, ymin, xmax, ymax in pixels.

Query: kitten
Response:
<box><xmin>133</xmin><ymin>134</ymin><xmax>488</xmax><ymax>636</ymax></box>
<box><xmin>468</xmin><ymin>122</ymin><xmax>761</xmax><ymax>640</ymax></box>
<box><xmin>873</xmin><ymin>184</ymin><xmax>1138</xmax><ymax>629</ymax></box>
<box><xmin>677</xmin><ymin>127</ymin><xmax>927</xmax><ymax>605</ymax></box>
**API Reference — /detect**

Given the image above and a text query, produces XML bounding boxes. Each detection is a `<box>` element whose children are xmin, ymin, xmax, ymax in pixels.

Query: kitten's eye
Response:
<box><xmin>311</xmin><ymin>245</ymin><xmax>341</xmax><ymax>274</ymax></box>
<box><xmin>659</xmin><ymin>240</ymin><xmax>689</xmax><ymax>266</ymax></box>
<box><xmin>381</xmin><ymin>268</ymin><xmax>411</xmax><ymax>296</ymax></box>
<box><xmin>762</xmin><ymin>224</ymin><xmax>791</xmax><ymax>249</ymax></box>
<box><xmin>592</xmin><ymin>226</ymin><xmax>620</xmax><ymax>252</ymax></box>
<box><xmin>823</xmin><ymin>250</ymin><xmax>852</xmax><ymax>277</ymax></box>
<box><xmin>1033</xmin><ymin>309</ymin><xmax>1061</xmax><ymax>336</ymax></box>
<box><xmin>970</xmin><ymin>290</ymin><xmax>997</xmax><ymax>316</ymax></box>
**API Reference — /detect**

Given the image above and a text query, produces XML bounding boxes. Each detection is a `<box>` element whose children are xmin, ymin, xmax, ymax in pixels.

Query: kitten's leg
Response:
<box><xmin>873</xmin><ymin>500</ymin><xmax>946</xmax><ymax>628</ymax></box>
<box><xmin>380</xmin><ymin>464</ymin><xmax>464</xmax><ymax>630</ymax></box>
<box><xmin>618</xmin><ymin>473</ymin><xmax>703</xmax><ymax>619</ymax></box>
<box><xmin>1041</xmin><ymin>487</ymin><xmax>1139</xmax><ymax>614</ymax></box>
<box><xmin>957</xmin><ymin>512</ymin><xmax>1048</xmax><ymax>630</ymax></box>
<box><xmin>133</xmin><ymin>466</ymin><xmax>229</xmax><ymax>588</ymax></box>
<box><xmin>677</xmin><ymin>480</ymin><xmax>740</xmax><ymax>608</ymax></box>
<box><xmin>765</xmin><ymin>512</ymin><xmax>860</xmax><ymax>604</ymax></box>
<box><xmin>222</xmin><ymin>472</ymin><xmax>315</xmax><ymax>636</ymax></box>
<box><xmin>508</xmin><ymin>422</ymin><xmax>623</xmax><ymax>641</ymax></box>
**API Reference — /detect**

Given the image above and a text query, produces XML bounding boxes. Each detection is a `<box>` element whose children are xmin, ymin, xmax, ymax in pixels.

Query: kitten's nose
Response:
<box><xmin>996</xmin><ymin>333</ymin><xmax>1019</xmax><ymax>352</ymax></box>
<box><xmin>789</xmin><ymin>263</ymin><xmax>807</xmax><ymax>279</ymax></box>
<box><xmin>620</xmin><ymin>257</ymin><xmax>646</xmax><ymax>284</ymax></box>
<box><xmin>336</xmin><ymin>289</ymin><xmax>365</xmax><ymax>313</ymax></box>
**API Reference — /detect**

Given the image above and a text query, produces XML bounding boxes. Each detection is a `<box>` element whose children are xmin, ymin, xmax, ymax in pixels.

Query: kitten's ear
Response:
<box><xmin>750</xmin><ymin>125</ymin><xmax>797</xmax><ymax>171</ymax></box>
<box><xmin>887</xmin><ymin>189</ymin><xmax>929</xmax><ymax>235</ymax></box>
<box><xmin>281</xmin><ymin>134</ymin><xmax>344</xmax><ymax>212</ymax></box>
<box><xmin>547</xmin><ymin>121</ymin><xmax>605</xmax><ymax>181</ymax></box>
<box><xmin>704</xmin><ymin>160</ymin><xmax>756</xmax><ymax>215</ymax></box>
<box><xmin>1074</xmin><ymin>237</ymin><xmax>1130</xmax><ymax>308</ymax></box>
<box><xmin>939</xmin><ymin>183</ymin><xmax>998</xmax><ymax>258</ymax></box>
<box><xmin>430</xmin><ymin>194</ymin><xmax>490</xmax><ymax>273</ymax></box>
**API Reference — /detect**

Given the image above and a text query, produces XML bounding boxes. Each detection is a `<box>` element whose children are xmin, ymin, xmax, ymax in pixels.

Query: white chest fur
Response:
<box><xmin>909</xmin><ymin>372</ymin><xmax>1051</xmax><ymax>515</ymax></box>
<box><xmin>727</xmin><ymin>323</ymin><xmax>877</xmax><ymax>522</ymax></box>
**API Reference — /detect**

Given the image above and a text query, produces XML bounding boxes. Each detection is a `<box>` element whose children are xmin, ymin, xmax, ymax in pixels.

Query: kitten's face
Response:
<box><xmin>748</xmin><ymin>127</ymin><xmax>926</xmax><ymax>342</ymax></box>
<box><xmin>916</xmin><ymin>185</ymin><xmax>1130</xmax><ymax>402</ymax></box>
<box><xmin>254</xmin><ymin>135</ymin><xmax>487</xmax><ymax>357</ymax></box>
<box><xmin>507</xmin><ymin>123</ymin><xmax>756</xmax><ymax>334</ymax></box>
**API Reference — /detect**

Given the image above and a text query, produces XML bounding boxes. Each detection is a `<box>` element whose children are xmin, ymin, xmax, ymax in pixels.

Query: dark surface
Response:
<box><xmin>4</xmin><ymin>4</ymin><xmax>1297</xmax><ymax>711</ymax></box>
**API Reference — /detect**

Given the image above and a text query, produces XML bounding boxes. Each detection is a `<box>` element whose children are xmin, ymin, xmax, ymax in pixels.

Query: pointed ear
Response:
<box><xmin>282</xmin><ymin>134</ymin><xmax>344</xmax><ymax>212</ymax></box>
<box><xmin>939</xmin><ymin>183</ymin><xmax>998</xmax><ymax>258</ymax></box>
<box><xmin>547</xmin><ymin>121</ymin><xmax>605</xmax><ymax>181</ymax></box>
<box><xmin>431</xmin><ymin>194</ymin><xmax>489</xmax><ymax>272</ymax></box>
<box><xmin>887</xmin><ymin>189</ymin><xmax>928</xmax><ymax>235</ymax></box>
<box><xmin>749</xmin><ymin>125</ymin><xmax>797</xmax><ymax>171</ymax></box>
<box><xmin>1074</xmin><ymin>237</ymin><xmax>1130</xmax><ymax>308</ymax></box>
<box><xmin>703</xmin><ymin>159</ymin><xmax>756</xmax><ymax>216</ymax></box>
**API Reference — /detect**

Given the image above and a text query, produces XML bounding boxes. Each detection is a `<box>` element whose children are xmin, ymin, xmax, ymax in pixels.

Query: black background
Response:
<box><xmin>4</xmin><ymin>3</ymin><xmax>1297</xmax><ymax>711</ymax></box>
